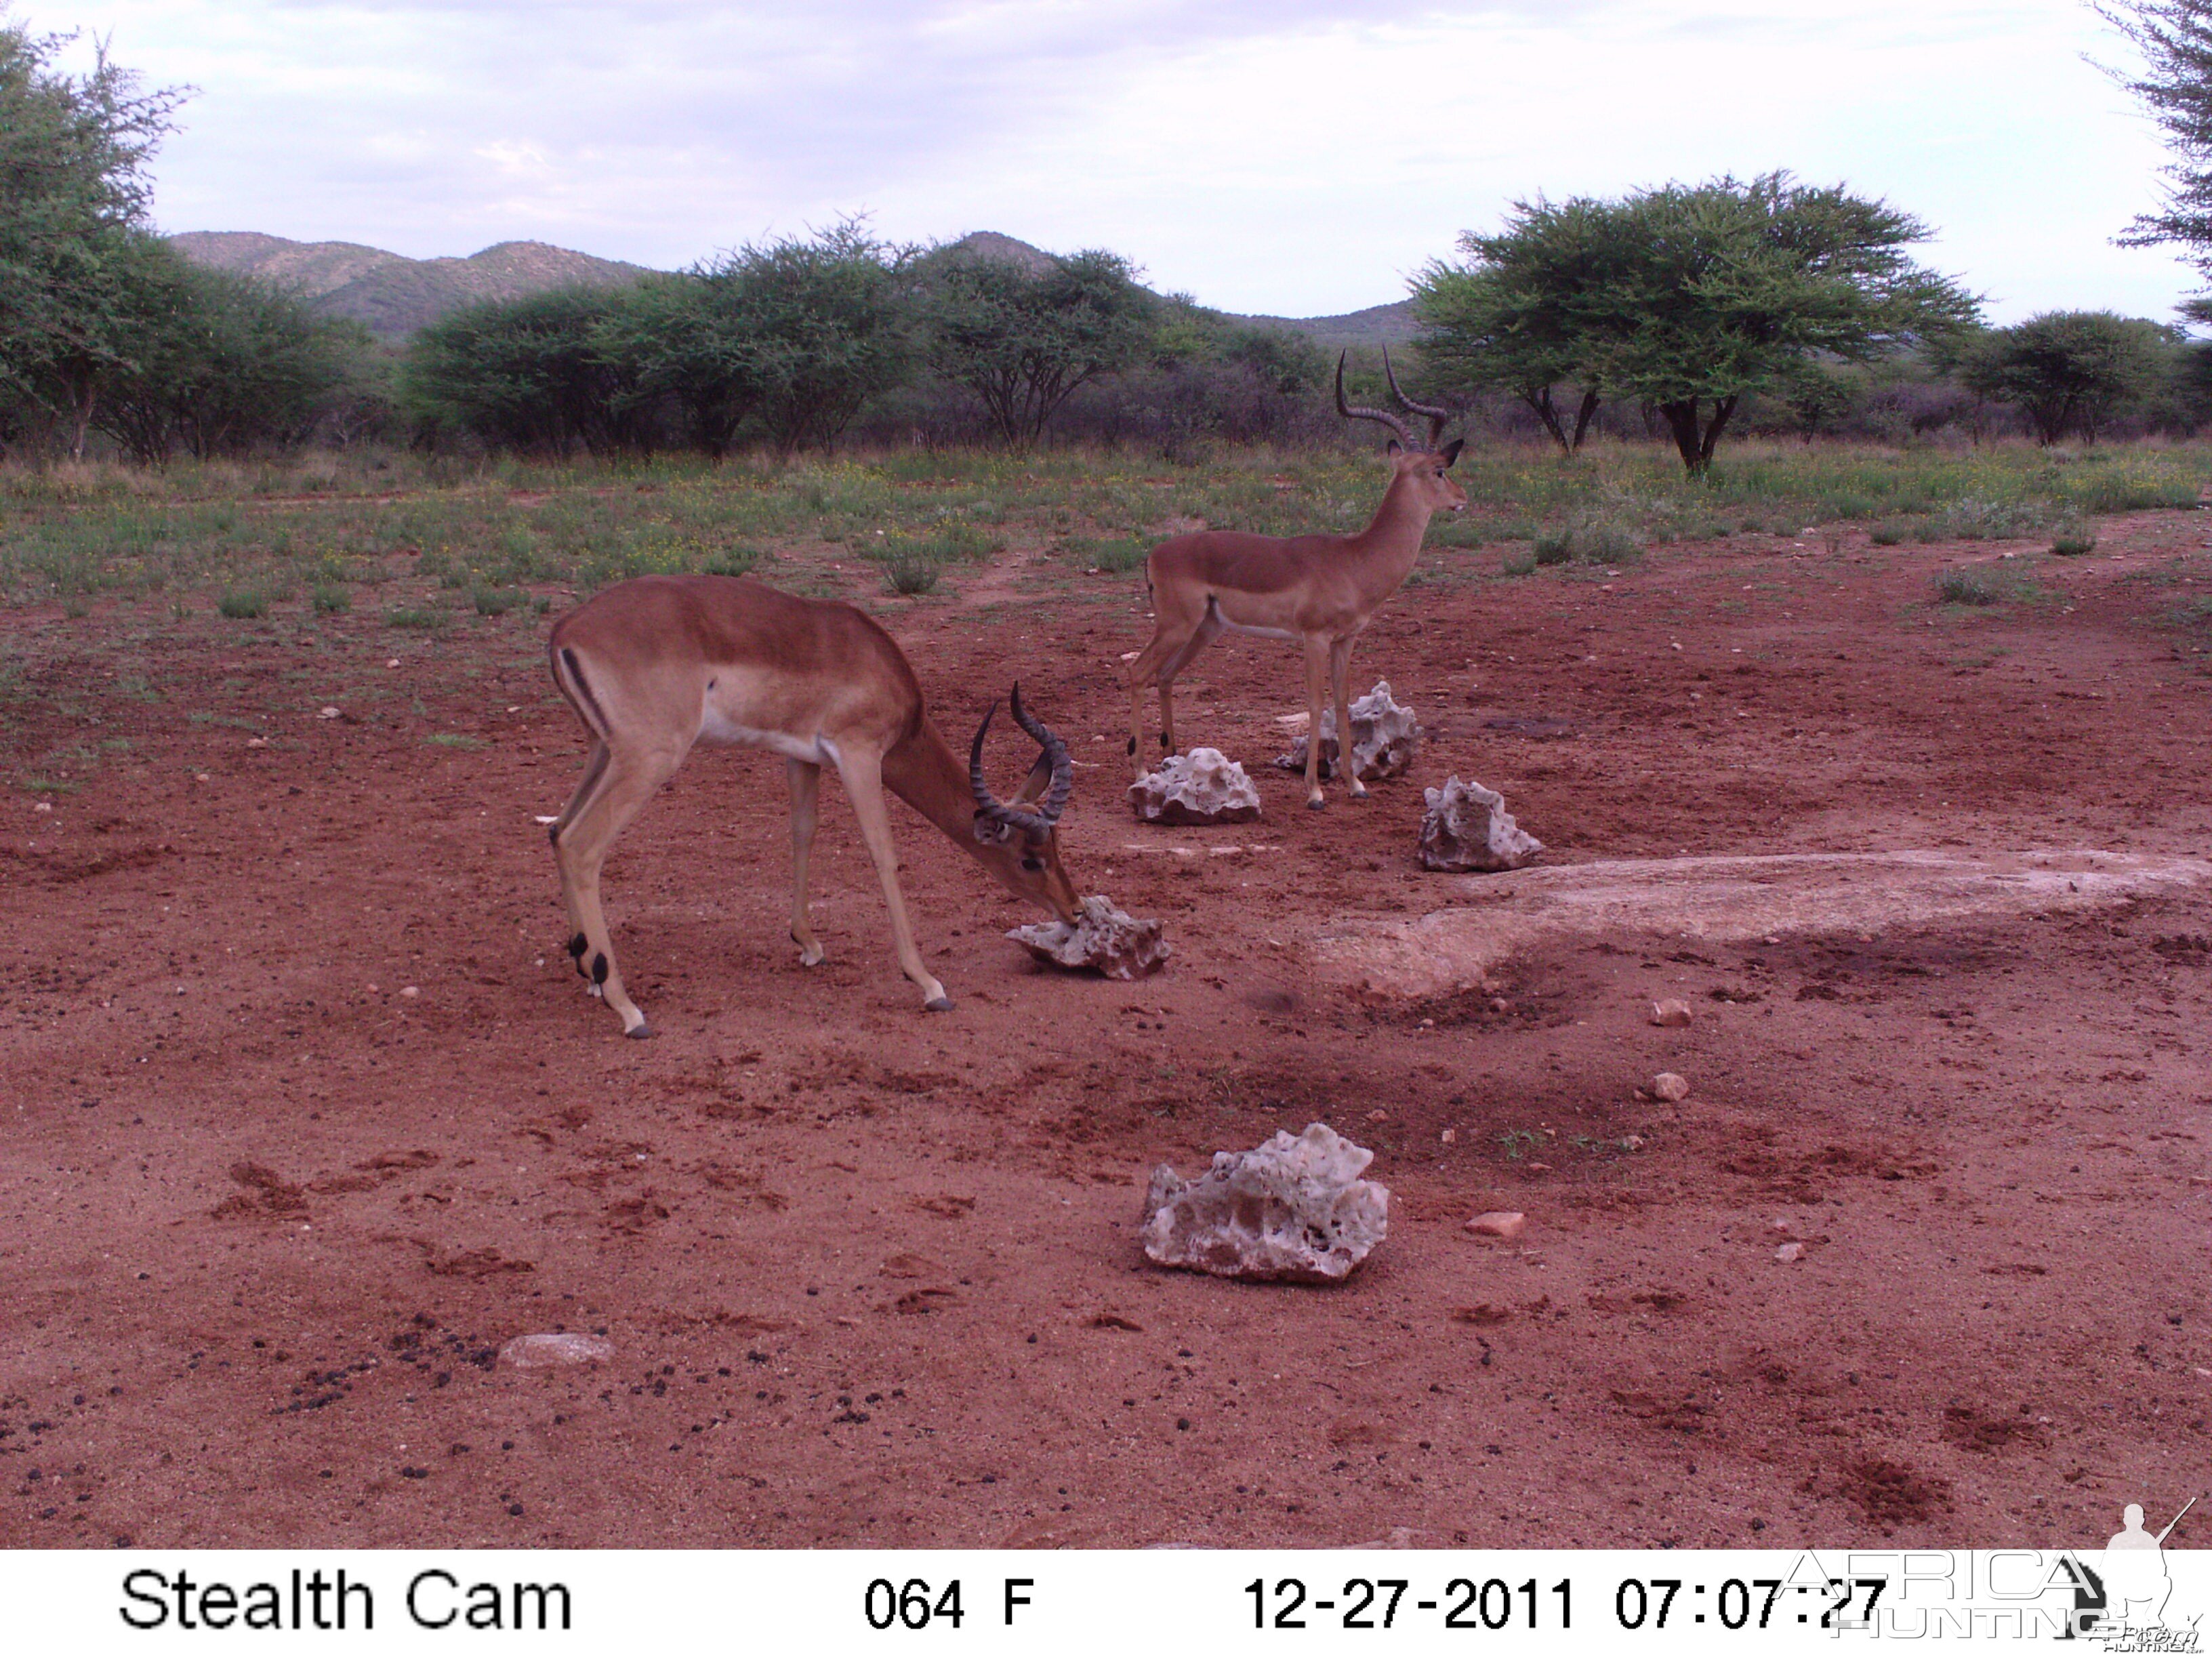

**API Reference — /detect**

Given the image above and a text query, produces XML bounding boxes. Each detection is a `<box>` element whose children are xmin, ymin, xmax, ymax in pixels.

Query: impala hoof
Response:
<box><xmin>1306</xmin><ymin>797</ymin><xmax>1326</xmax><ymax>811</ymax></box>
<box><xmin>924</xmin><ymin>996</ymin><xmax>954</xmax><ymax>1013</ymax></box>
<box><xmin>624</xmin><ymin>1022</ymin><xmax>654</xmax><ymax>1040</ymax></box>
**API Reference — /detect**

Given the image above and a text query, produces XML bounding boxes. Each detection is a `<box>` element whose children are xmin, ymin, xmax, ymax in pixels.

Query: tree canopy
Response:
<box><xmin>1414</xmin><ymin>173</ymin><xmax>1981</xmax><ymax>472</ymax></box>
<box><xmin>919</xmin><ymin>247</ymin><xmax>1158</xmax><ymax>446</ymax></box>
<box><xmin>1954</xmin><ymin>311</ymin><xmax>2182</xmax><ymax>444</ymax></box>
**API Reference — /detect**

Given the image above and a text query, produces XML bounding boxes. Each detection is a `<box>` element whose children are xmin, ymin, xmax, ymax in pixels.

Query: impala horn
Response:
<box><xmin>970</xmin><ymin>683</ymin><xmax>1072</xmax><ymax>840</ymax></box>
<box><xmin>1383</xmin><ymin>346</ymin><xmax>1455</xmax><ymax>451</ymax></box>
<box><xmin>1335</xmin><ymin>351</ymin><xmax>1418</xmax><ymax>451</ymax></box>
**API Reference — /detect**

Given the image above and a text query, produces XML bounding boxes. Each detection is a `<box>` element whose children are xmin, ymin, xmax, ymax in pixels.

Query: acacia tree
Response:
<box><xmin>1419</xmin><ymin>175</ymin><xmax>1978</xmax><ymax>474</ymax></box>
<box><xmin>0</xmin><ymin>21</ymin><xmax>186</xmax><ymax>455</ymax></box>
<box><xmin>405</xmin><ymin>287</ymin><xmax>651</xmax><ymax>454</ymax></box>
<box><xmin>1956</xmin><ymin>312</ymin><xmax>2180</xmax><ymax>443</ymax></box>
<box><xmin>1412</xmin><ymin>196</ymin><xmax>1613</xmax><ymax>453</ymax></box>
<box><xmin>2100</xmin><ymin>1</ymin><xmax>2212</xmax><ymax>299</ymax></box>
<box><xmin>920</xmin><ymin>246</ymin><xmax>1156</xmax><ymax>446</ymax></box>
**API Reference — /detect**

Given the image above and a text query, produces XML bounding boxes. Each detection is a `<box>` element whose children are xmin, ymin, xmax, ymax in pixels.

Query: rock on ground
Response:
<box><xmin>1141</xmin><ymin>1122</ymin><xmax>1389</xmax><ymax>1283</ymax></box>
<box><xmin>1418</xmin><ymin>777</ymin><xmax>1543</xmax><ymax>872</ymax></box>
<box><xmin>1275</xmin><ymin>680</ymin><xmax>1422</xmax><ymax>781</ymax></box>
<box><xmin>1008</xmin><ymin>895</ymin><xmax>1169</xmax><ymax>980</ymax></box>
<box><xmin>1128</xmin><ymin>747</ymin><xmax>1262</xmax><ymax>825</ymax></box>
<box><xmin>499</xmin><ymin>1333</ymin><xmax>615</xmax><ymax>1368</ymax></box>
<box><xmin>1650</xmin><ymin>999</ymin><xmax>1694</xmax><ymax>1027</ymax></box>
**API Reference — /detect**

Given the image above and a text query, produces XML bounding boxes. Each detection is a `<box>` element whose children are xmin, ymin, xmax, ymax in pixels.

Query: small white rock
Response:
<box><xmin>319</xmin><ymin>705</ymin><xmax>342</xmax><ymax>720</ymax></box>
<box><xmin>1652</xmin><ymin>1071</ymin><xmax>1691</xmax><ymax>1102</ymax></box>
<box><xmin>1650</xmin><ymin>999</ymin><xmax>1693</xmax><ymax>1027</ymax></box>
<box><xmin>1465</xmin><ymin>1210</ymin><xmax>1525</xmax><ymax>1240</ymax></box>
<box><xmin>1128</xmin><ymin>747</ymin><xmax>1261</xmax><ymax>824</ymax></box>
<box><xmin>1775</xmin><ymin>1242</ymin><xmax>1805</xmax><ymax>1263</ymax></box>
<box><xmin>400</xmin><ymin>985</ymin><xmax>419</xmax><ymax>999</ymax></box>
<box><xmin>499</xmin><ymin>1333</ymin><xmax>615</xmax><ymax>1368</ymax></box>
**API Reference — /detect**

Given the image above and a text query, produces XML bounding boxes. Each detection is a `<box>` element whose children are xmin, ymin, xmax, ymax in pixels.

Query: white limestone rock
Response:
<box><xmin>499</xmin><ymin>1332</ymin><xmax>615</xmax><ymax>1368</ymax></box>
<box><xmin>1009</xmin><ymin>895</ymin><xmax>1169</xmax><ymax>980</ymax></box>
<box><xmin>1141</xmin><ymin>1122</ymin><xmax>1389</xmax><ymax>1283</ymax></box>
<box><xmin>1128</xmin><ymin>747</ymin><xmax>1262</xmax><ymax>825</ymax></box>
<box><xmin>1418</xmin><ymin>776</ymin><xmax>1544</xmax><ymax>872</ymax></box>
<box><xmin>1276</xmin><ymin>680</ymin><xmax>1423</xmax><ymax>781</ymax></box>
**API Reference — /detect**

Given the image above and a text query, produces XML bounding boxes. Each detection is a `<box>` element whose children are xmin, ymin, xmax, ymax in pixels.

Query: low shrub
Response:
<box><xmin>1935</xmin><ymin>567</ymin><xmax>2000</xmax><ymax>605</ymax></box>
<box><xmin>882</xmin><ymin>554</ymin><xmax>940</xmax><ymax>595</ymax></box>
<box><xmin>311</xmin><ymin>583</ymin><xmax>351</xmax><ymax>614</ymax></box>
<box><xmin>218</xmin><ymin>586</ymin><xmax>270</xmax><ymax>619</ymax></box>
<box><xmin>2049</xmin><ymin>518</ymin><xmax>2098</xmax><ymax>556</ymax></box>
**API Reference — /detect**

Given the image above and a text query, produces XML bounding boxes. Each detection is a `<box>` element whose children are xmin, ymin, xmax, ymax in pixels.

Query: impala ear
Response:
<box><xmin>1385</xmin><ymin>438</ymin><xmax>1403</xmax><ymax>457</ymax></box>
<box><xmin>1013</xmin><ymin>749</ymin><xmax>1054</xmax><ymax>807</ymax></box>
<box><xmin>1441</xmin><ymin>438</ymin><xmax>1465</xmax><ymax>466</ymax></box>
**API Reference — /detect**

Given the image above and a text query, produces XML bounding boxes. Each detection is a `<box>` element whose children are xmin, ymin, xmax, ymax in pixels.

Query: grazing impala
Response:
<box><xmin>546</xmin><ymin>574</ymin><xmax>1080</xmax><ymax>1036</ymax></box>
<box><xmin>1126</xmin><ymin>351</ymin><xmax>1467</xmax><ymax>808</ymax></box>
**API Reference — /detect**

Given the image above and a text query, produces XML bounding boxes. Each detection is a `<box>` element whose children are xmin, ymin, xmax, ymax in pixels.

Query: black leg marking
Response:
<box><xmin>1126</xmin><ymin>736</ymin><xmax>1135</xmax><ymax>756</ymax></box>
<box><xmin>546</xmin><ymin>822</ymin><xmax>560</xmax><ymax>847</ymax></box>
<box><xmin>559</xmin><ymin>647</ymin><xmax>612</xmax><ymax>738</ymax></box>
<box><xmin>1160</xmin><ymin>733</ymin><xmax>1170</xmax><ymax>748</ymax></box>
<box><xmin>569</xmin><ymin>932</ymin><xmax>587</xmax><ymax>959</ymax></box>
<box><xmin>591</xmin><ymin>952</ymin><xmax>609</xmax><ymax>986</ymax></box>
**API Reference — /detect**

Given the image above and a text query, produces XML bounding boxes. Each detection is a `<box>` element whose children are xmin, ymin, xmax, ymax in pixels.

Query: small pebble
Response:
<box><xmin>319</xmin><ymin>706</ymin><xmax>341</xmax><ymax>719</ymax></box>
<box><xmin>1439</xmin><ymin>1128</ymin><xmax>1456</xmax><ymax>1145</ymax></box>
<box><xmin>1652</xmin><ymin>1071</ymin><xmax>1690</xmax><ymax>1102</ymax></box>
<box><xmin>1466</xmin><ymin>1211</ymin><xmax>1525</xmax><ymax>1240</ymax></box>
<box><xmin>400</xmin><ymin>986</ymin><xmax>419</xmax><ymax>999</ymax></box>
<box><xmin>1650</xmin><ymin>999</ymin><xmax>1693</xmax><ymax>1027</ymax></box>
<box><xmin>1775</xmin><ymin>1242</ymin><xmax>1805</xmax><ymax>1263</ymax></box>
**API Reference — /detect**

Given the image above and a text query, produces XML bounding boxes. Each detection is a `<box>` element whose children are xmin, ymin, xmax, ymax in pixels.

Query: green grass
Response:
<box><xmin>0</xmin><ymin>438</ymin><xmax>2205</xmax><ymax>617</ymax></box>
<box><xmin>310</xmin><ymin>583</ymin><xmax>351</xmax><ymax>614</ymax></box>
<box><xmin>384</xmin><ymin>606</ymin><xmax>446</xmax><ymax>630</ymax></box>
<box><xmin>424</xmin><ymin>733</ymin><xmax>484</xmax><ymax>750</ymax></box>
<box><xmin>218</xmin><ymin>586</ymin><xmax>271</xmax><ymax>619</ymax></box>
<box><xmin>471</xmin><ymin>584</ymin><xmax>525</xmax><ymax>615</ymax></box>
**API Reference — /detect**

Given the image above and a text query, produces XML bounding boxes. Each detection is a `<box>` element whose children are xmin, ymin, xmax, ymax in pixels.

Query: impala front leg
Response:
<box><xmin>1302</xmin><ymin>634</ymin><xmax>1332</xmax><ymax>809</ymax></box>
<box><xmin>838</xmin><ymin>751</ymin><xmax>954</xmax><ymax>1011</ymax></box>
<box><xmin>1330</xmin><ymin>636</ymin><xmax>1366</xmax><ymax>799</ymax></box>
<box><xmin>785</xmin><ymin>756</ymin><xmax>825</xmax><ymax>967</ymax></box>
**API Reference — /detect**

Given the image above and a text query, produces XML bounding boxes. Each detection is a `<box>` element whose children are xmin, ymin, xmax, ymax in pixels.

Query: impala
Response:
<box><xmin>546</xmin><ymin>574</ymin><xmax>1080</xmax><ymax>1036</ymax></box>
<box><xmin>1126</xmin><ymin>351</ymin><xmax>1467</xmax><ymax>807</ymax></box>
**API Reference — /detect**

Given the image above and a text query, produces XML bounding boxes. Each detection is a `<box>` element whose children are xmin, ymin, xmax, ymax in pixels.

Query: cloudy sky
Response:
<box><xmin>30</xmin><ymin>0</ymin><xmax>2205</xmax><ymax>321</ymax></box>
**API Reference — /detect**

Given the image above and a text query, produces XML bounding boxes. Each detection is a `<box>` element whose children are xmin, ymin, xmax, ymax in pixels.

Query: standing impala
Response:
<box><xmin>1126</xmin><ymin>351</ymin><xmax>1466</xmax><ymax>807</ymax></box>
<box><xmin>546</xmin><ymin>574</ymin><xmax>1081</xmax><ymax>1036</ymax></box>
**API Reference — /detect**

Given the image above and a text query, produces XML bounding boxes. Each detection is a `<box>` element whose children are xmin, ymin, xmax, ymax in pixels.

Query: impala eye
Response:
<box><xmin>1020</xmin><ymin>856</ymin><xmax>1044</xmax><ymax>872</ymax></box>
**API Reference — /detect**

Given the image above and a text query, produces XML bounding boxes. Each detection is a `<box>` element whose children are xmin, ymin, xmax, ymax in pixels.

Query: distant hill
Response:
<box><xmin>167</xmin><ymin>227</ymin><xmax>1417</xmax><ymax>347</ymax></box>
<box><xmin>1230</xmin><ymin>300</ymin><xmax>1419</xmax><ymax>350</ymax></box>
<box><xmin>167</xmin><ymin>232</ymin><xmax>650</xmax><ymax>338</ymax></box>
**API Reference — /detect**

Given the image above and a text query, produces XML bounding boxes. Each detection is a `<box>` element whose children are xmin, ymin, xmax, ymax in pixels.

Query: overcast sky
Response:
<box><xmin>29</xmin><ymin>0</ymin><xmax>2205</xmax><ymax>321</ymax></box>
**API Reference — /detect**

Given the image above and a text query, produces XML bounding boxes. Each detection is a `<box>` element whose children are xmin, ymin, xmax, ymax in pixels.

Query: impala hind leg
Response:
<box><xmin>1126</xmin><ymin>590</ymin><xmax>1210</xmax><ymax>776</ymax></box>
<box><xmin>1302</xmin><ymin>635</ymin><xmax>1332</xmax><ymax>809</ymax></box>
<box><xmin>837</xmin><ymin>750</ymin><xmax>952</xmax><ymax>1012</ymax></box>
<box><xmin>785</xmin><ymin>757</ymin><xmax>825</xmax><ymax>967</ymax></box>
<box><xmin>551</xmin><ymin>742</ymin><xmax>685</xmax><ymax>1037</ymax></box>
<box><xmin>1330</xmin><ymin>636</ymin><xmax>1366</xmax><ymax>800</ymax></box>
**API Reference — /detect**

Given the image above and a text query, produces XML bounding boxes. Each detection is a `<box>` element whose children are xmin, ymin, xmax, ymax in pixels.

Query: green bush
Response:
<box><xmin>1868</xmin><ymin>520</ymin><xmax>1908</xmax><ymax>546</ymax></box>
<box><xmin>218</xmin><ymin>586</ymin><xmax>270</xmax><ymax>619</ymax></box>
<box><xmin>1532</xmin><ymin>516</ymin><xmax>1639</xmax><ymax>565</ymax></box>
<box><xmin>1936</xmin><ymin>567</ymin><xmax>2000</xmax><ymax>605</ymax></box>
<box><xmin>1064</xmin><ymin>535</ymin><xmax>1151</xmax><ymax>573</ymax></box>
<box><xmin>2049</xmin><ymin>518</ymin><xmax>2098</xmax><ymax>556</ymax></box>
<box><xmin>385</xmin><ymin>605</ymin><xmax>445</xmax><ymax>629</ymax></box>
<box><xmin>1500</xmin><ymin>549</ymin><xmax>1538</xmax><ymax>577</ymax></box>
<box><xmin>472</xmin><ymin>585</ymin><xmax>524</xmax><ymax>615</ymax></box>
<box><xmin>311</xmin><ymin>583</ymin><xmax>350</xmax><ymax>614</ymax></box>
<box><xmin>882</xmin><ymin>553</ymin><xmax>940</xmax><ymax>594</ymax></box>
<box><xmin>703</xmin><ymin>546</ymin><xmax>761</xmax><ymax>577</ymax></box>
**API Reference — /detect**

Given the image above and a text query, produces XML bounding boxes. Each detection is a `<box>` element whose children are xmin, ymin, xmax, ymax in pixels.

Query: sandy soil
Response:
<box><xmin>3</xmin><ymin>510</ymin><xmax>2209</xmax><ymax>1550</ymax></box>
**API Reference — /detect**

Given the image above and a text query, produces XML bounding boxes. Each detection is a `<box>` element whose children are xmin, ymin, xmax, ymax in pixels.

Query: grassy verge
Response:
<box><xmin>1</xmin><ymin>438</ymin><xmax>2204</xmax><ymax>613</ymax></box>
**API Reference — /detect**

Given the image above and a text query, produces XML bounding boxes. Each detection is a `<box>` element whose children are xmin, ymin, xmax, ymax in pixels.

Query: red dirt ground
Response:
<box><xmin>3</xmin><ymin>511</ymin><xmax>2209</xmax><ymax>1551</ymax></box>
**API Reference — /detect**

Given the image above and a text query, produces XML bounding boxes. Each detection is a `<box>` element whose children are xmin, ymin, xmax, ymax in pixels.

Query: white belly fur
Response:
<box><xmin>697</xmin><ymin>704</ymin><xmax>838</xmax><ymax>766</ymax></box>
